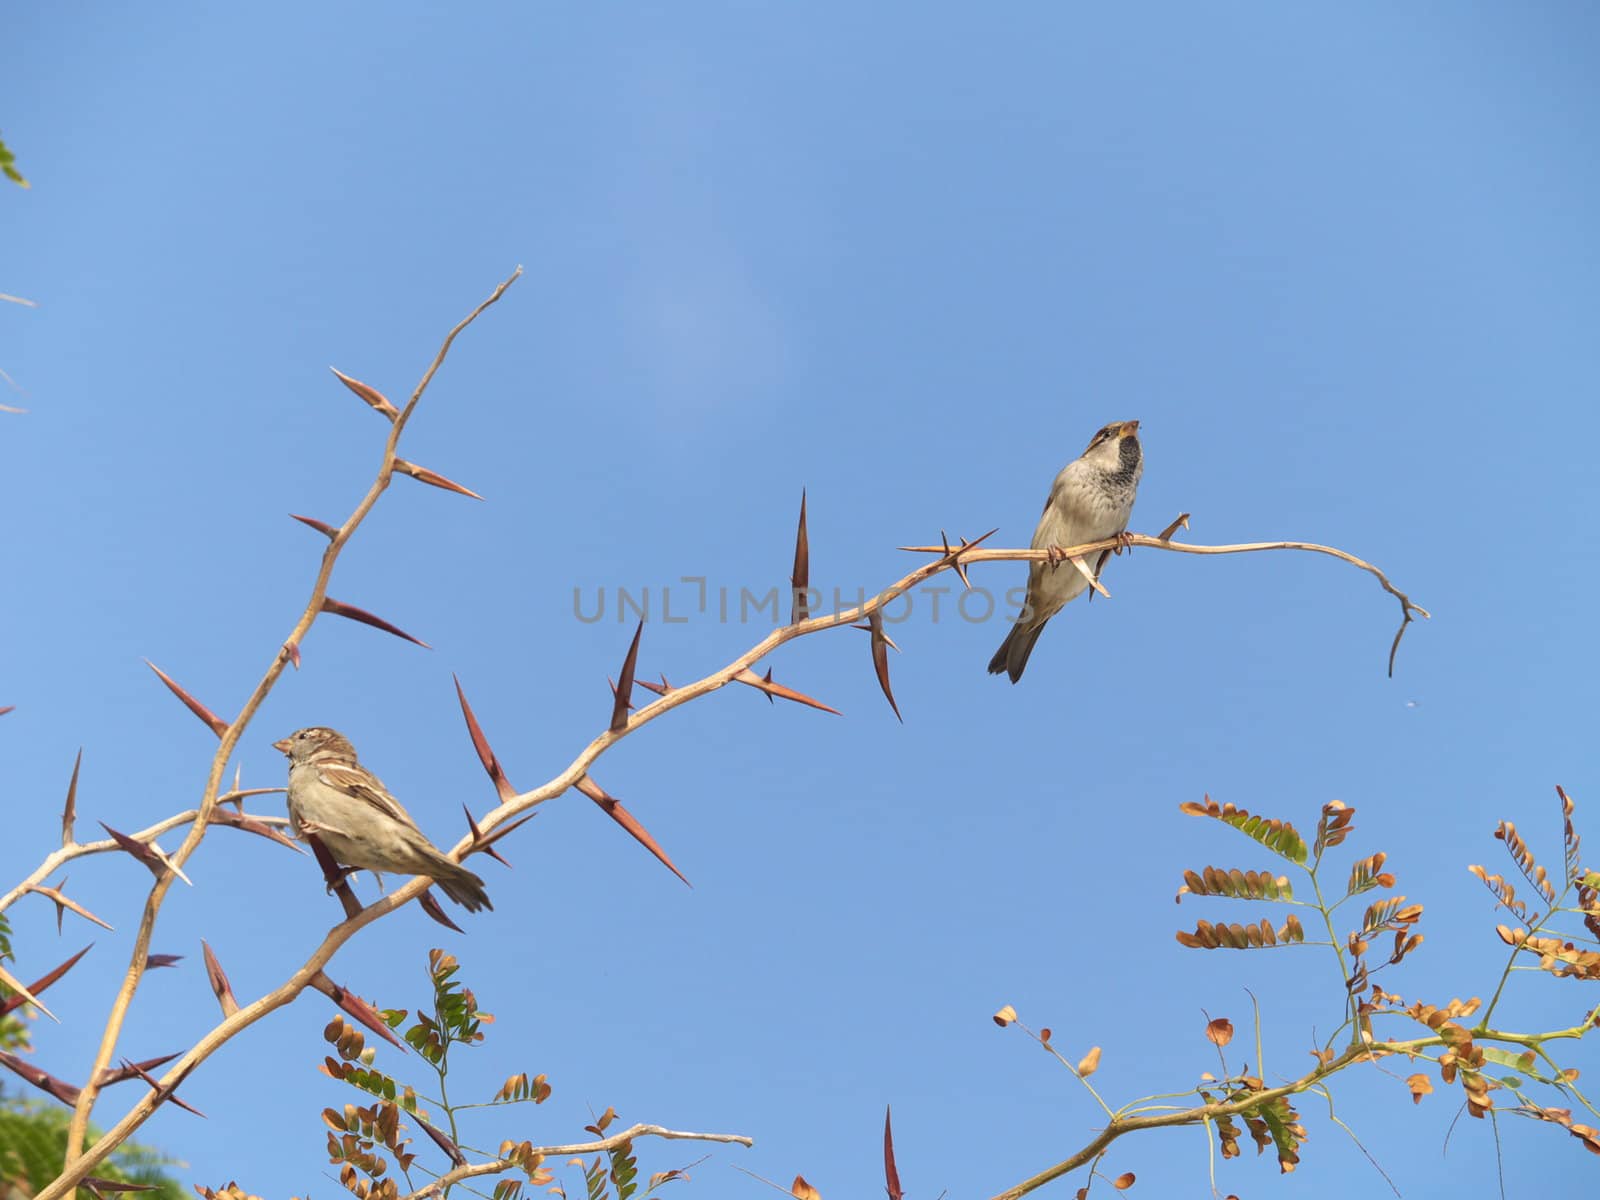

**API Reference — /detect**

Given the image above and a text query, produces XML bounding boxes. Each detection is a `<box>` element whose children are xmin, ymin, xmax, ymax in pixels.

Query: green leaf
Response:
<box><xmin>1181</xmin><ymin>799</ymin><xmax>1308</xmax><ymax>864</ymax></box>
<box><xmin>0</xmin><ymin>135</ymin><xmax>26</xmax><ymax>188</ymax></box>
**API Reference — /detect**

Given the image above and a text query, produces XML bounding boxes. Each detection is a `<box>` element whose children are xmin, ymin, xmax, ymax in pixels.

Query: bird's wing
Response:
<box><xmin>316</xmin><ymin>761</ymin><xmax>422</xmax><ymax>831</ymax></box>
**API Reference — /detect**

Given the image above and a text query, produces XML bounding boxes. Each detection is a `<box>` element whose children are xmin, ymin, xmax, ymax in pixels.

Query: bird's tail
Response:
<box><xmin>987</xmin><ymin>619</ymin><xmax>1048</xmax><ymax>684</ymax></box>
<box><xmin>429</xmin><ymin>858</ymin><xmax>493</xmax><ymax>912</ymax></box>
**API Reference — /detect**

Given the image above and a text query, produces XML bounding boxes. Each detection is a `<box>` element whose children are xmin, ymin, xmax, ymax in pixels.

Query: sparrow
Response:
<box><xmin>273</xmin><ymin>726</ymin><xmax>492</xmax><ymax>912</ymax></box>
<box><xmin>987</xmin><ymin>420</ymin><xmax>1144</xmax><ymax>683</ymax></box>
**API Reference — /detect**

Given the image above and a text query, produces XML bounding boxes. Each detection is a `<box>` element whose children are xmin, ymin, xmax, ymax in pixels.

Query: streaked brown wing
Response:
<box><xmin>316</xmin><ymin>761</ymin><xmax>421</xmax><ymax>831</ymax></box>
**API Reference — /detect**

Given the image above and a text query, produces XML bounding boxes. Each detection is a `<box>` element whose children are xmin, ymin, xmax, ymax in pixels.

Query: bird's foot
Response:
<box><xmin>322</xmin><ymin>865</ymin><xmax>360</xmax><ymax>894</ymax></box>
<box><xmin>1112</xmin><ymin>531</ymin><xmax>1135</xmax><ymax>555</ymax></box>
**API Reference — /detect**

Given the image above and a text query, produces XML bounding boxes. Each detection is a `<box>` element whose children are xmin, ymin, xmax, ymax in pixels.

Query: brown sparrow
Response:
<box><xmin>273</xmin><ymin>726</ymin><xmax>491</xmax><ymax>912</ymax></box>
<box><xmin>988</xmin><ymin>420</ymin><xmax>1144</xmax><ymax>682</ymax></box>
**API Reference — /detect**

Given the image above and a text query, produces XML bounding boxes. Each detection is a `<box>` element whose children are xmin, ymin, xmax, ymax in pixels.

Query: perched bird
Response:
<box><xmin>273</xmin><ymin>726</ymin><xmax>492</xmax><ymax>912</ymax></box>
<box><xmin>987</xmin><ymin>420</ymin><xmax>1144</xmax><ymax>683</ymax></box>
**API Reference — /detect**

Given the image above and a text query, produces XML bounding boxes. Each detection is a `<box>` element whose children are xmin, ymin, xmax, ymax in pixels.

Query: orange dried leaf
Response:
<box><xmin>1112</xmin><ymin>1173</ymin><xmax>1135</xmax><ymax>1190</ymax></box>
<box><xmin>1077</xmin><ymin>1046</ymin><xmax>1102</xmax><ymax>1077</ymax></box>
<box><xmin>1406</xmin><ymin>1073</ymin><xmax>1433</xmax><ymax>1104</ymax></box>
<box><xmin>1206</xmin><ymin>1018</ymin><xmax>1235</xmax><ymax>1047</ymax></box>
<box><xmin>993</xmin><ymin>1005</ymin><xmax>1017</xmax><ymax>1027</ymax></box>
<box><xmin>791</xmin><ymin>1176</ymin><xmax>821</xmax><ymax>1200</ymax></box>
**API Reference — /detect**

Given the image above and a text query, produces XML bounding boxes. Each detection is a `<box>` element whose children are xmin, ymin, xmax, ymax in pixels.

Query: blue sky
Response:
<box><xmin>4</xmin><ymin>4</ymin><xmax>1599</xmax><ymax>1197</ymax></box>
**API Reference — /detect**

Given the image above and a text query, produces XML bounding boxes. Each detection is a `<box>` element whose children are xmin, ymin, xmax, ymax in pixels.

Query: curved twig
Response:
<box><xmin>395</xmin><ymin>1124</ymin><xmax>753</xmax><ymax>1200</ymax></box>
<box><xmin>901</xmin><ymin>519</ymin><xmax>1431</xmax><ymax>678</ymax></box>
<box><xmin>461</xmin><ymin>518</ymin><xmax>1428</xmax><ymax>849</ymax></box>
<box><xmin>0</xmin><ymin>797</ymin><xmax>289</xmax><ymax>917</ymax></box>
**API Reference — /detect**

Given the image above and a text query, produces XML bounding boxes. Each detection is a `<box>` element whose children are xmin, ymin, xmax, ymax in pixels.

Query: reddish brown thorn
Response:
<box><xmin>884</xmin><ymin>1105</ymin><xmax>903</xmax><ymax>1200</ymax></box>
<box><xmin>0</xmin><ymin>946</ymin><xmax>92</xmax><ymax>1017</ymax></box>
<box><xmin>120</xmin><ymin>1056</ymin><xmax>204</xmax><ymax>1117</ymax></box>
<box><xmin>897</xmin><ymin>527</ymin><xmax>998</xmax><ymax>556</ymax></box>
<box><xmin>606</xmin><ymin>678</ymin><xmax>637</xmax><ymax>710</ymax></box>
<box><xmin>418</xmin><ymin>1117</ymin><xmax>467</xmax><ymax>1166</ymax></box>
<box><xmin>453</xmin><ymin>675</ymin><xmax>517</xmax><ymax>803</ymax></box>
<box><xmin>863</xmin><ymin>610</ymin><xmax>903</xmax><ymax>723</ymax></box>
<box><xmin>61</xmin><ymin>748</ymin><xmax>82</xmax><ymax>847</ymax></box>
<box><xmin>308</xmin><ymin>970</ymin><xmax>406</xmax><ymax>1049</ymax></box>
<box><xmin>394</xmin><ymin>458</ymin><xmax>484</xmax><ymax>500</ymax></box>
<box><xmin>734</xmin><ymin>667</ymin><xmax>842</xmax><ymax>715</ymax></box>
<box><xmin>1156</xmin><ymin>512</ymin><xmax>1192</xmax><ymax>541</ymax></box>
<box><xmin>144</xmin><ymin>661</ymin><xmax>229</xmax><ymax>738</ymax></box>
<box><xmin>329</xmin><ymin>367</ymin><xmax>399</xmax><ymax>421</ymax></box>
<box><xmin>462</xmin><ymin>806</ymin><xmax>535</xmax><ymax>868</ymax></box>
<box><xmin>223</xmin><ymin>786</ymin><xmax>282</xmax><ymax>803</ymax></box>
<box><xmin>417</xmin><ymin>888</ymin><xmax>464</xmax><ymax>933</ymax></box>
<box><xmin>144</xmin><ymin>954</ymin><xmax>181</xmax><ymax>970</ymax></box>
<box><xmin>0</xmin><ymin>1049</ymin><xmax>80</xmax><ymax>1105</ymax></box>
<box><xmin>463</xmin><ymin>804</ymin><xmax>510</xmax><ymax>866</ymax></box>
<box><xmin>610</xmin><ymin>620</ymin><xmax>643</xmax><ymax>733</ymax></box>
<box><xmin>635</xmin><ymin>673</ymin><xmax>672</xmax><ymax>697</ymax></box>
<box><xmin>207</xmin><ymin>807</ymin><xmax>303</xmax><ymax>853</ymax></box>
<box><xmin>29</xmin><ymin>879</ymin><xmax>112</xmax><ymax>933</ymax></box>
<box><xmin>940</xmin><ymin>530</ymin><xmax>973</xmax><ymax>591</ymax></box>
<box><xmin>83</xmin><ymin>1180</ymin><xmax>156</xmax><ymax>1196</ymax></box>
<box><xmin>95</xmin><ymin>1054</ymin><xmax>180</xmax><ymax>1087</ymax></box>
<box><xmin>202</xmin><ymin>940</ymin><xmax>240</xmax><ymax>1018</ymax></box>
<box><xmin>0</xmin><ymin>705</ymin><xmax>13</xmax><ymax>716</ymax></box>
<box><xmin>286</xmin><ymin>640</ymin><xmax>301</xmax><ymax>670</ymax></box>
<box><xmin>575</xmin><ymin>775</ymin><xmax>691</xmax><ymax>887</ymax></box>
<box><xmin>791</xmin><ymin>488</ymin><xmax>810</xmax><ymax>624</ymax></box>
<box><xmin>321</xmin><ymin>597</ymin><xmax>431</xmax><ymax>649</ymax></box>
<box><xmin>99</xmin><ymin>822</ymin><xmax>192</xmax><ymax>885</ymax></box>
<box><xmin>290</xmin><ymin>513</ymin><xmax>339</xmax><ymax>539</ymax></box>
<box><xmin>305</xmin><ymin>834</ymin><xmax>363</xmax><ymax>918</ymax></box>
<box><xmin>851</xmin><ymin>623</ymin><xmax>902</xmax><ymax>652</ymax></box>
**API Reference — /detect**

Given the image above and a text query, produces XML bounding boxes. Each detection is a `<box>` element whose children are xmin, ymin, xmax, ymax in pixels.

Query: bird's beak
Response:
<box><xmin>272</xmin><ymin>737</ymin><xmax>293</xmax><ymax>755</ymax></box>
<box><xmin>1119</xmin><ymin>420</ymin><xmax>1140</xmax><ymax>436</ymax></box>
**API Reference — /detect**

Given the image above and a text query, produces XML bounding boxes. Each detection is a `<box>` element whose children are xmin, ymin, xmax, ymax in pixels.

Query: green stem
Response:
<box><xmin>1306</xmin><ymin>863</ymin><xmax>1355</xmax><ymax>1036</ymax></box>
<box><xmin>1476</xmin><ymin>878</ymin><xmax>1572</xmax><ymax>1032</ymax></box>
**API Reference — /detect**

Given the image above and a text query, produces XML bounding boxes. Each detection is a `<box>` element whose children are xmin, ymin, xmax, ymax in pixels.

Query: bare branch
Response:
<box><xmin>394</xmin><ymin>1124</ymin><xmax>754</xmax><ymax>1200</ymax></box>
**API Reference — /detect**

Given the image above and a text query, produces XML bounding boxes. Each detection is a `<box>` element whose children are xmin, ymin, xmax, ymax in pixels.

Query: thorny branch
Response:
<box><xmin>48</xmin><ymin>268</ymin><xmax>524</xmax><ymax>1186</ymax></box>
<box><xmin>30</xmin><ymin>272</ymin><xmax>1437</xmax><ymax>1197</ymax></box>
<box><xmin>0</xmin><ymin>794</ymin><xmax>289</xmax><ymax>919</ymax></box>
